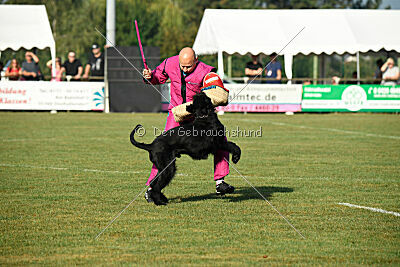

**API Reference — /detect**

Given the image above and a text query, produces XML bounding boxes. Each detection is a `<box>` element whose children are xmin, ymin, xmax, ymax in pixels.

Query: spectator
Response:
<box><xmin>83</xmin><ymin>43</ymin><xmax>104</xmax><ymax>81</ymax></box>
<box><xmin>0</xmin><ymin>61</ymin><xmax>4</xmax><ymax>80</ymax></box>
<box><xmin>346</xmin><ymin>71</ymin><xmax>358</xmax><ymax>85</ymax></box>
<box><xmin>21</xmin><ymin>51</ymin><xmax>40</xmax><ymax>81</ymax></box>
<box><xmin>373</xmin><ymin>59</ymin><xmax>384</xmax><ymax>84</ymax></box>
<box><xmin>5</xmin><ymin>59</ymin><xmax>22</xmax><ymax>81</ymax></box>
<box><xmin>61</xmin><ymin>51</ymin><xmax>83</xmax><ymax>81</ymax></box>
<box><xmin>245</xmin><ymin>55</ymin><xmax>263</xmax><ymax>83</ymax></box>
<box><xmin>265</xmin><ymin>53</ymin><xmax>282</xmax><ymax>84</ymax></box>
<box><xmin>46</xmin><ymin>57</ymin><xmax>62</xmax><ymax>81</ymax></box>
<box><xmin>380</xmin><ymin>58</ymin><xmax>399</xmax><ymax>86</ymax></box>
<box><xmin>331</xmin><ymin>76</ymin><xmax>340</xmax><ymax>85</ymax></box>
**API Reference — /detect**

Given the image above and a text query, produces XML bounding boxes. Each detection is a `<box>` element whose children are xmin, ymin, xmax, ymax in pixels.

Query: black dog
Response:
<box><xmin>130</xmin><ymin>92</ymin><xmax>241</xmax><ymax>205</ymax></box>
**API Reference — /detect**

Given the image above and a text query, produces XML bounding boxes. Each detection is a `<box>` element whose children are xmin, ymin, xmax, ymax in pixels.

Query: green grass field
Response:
<box><xmin>0</xmin><ymin>111</ymin><xmax>399</xmax><ymax>265</ymax></box>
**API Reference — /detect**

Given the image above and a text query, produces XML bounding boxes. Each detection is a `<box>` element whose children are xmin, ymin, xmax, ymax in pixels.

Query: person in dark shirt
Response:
<box><xmin>345</xmin><ymin>71</ymin><xmax>359</xmax><ymax>85</ymax></box>
<box><xmin>61</xmin><ymin>51</ymin><xmax>83</xmax><ymax>81</ymax></box>
<box><xmin>373</xmin><ymin>59</ymin><xmax>384</xmax><ymax>84</ymax></box>
<box><xmin>265</xmin><ymin>53</ymin><xmax>282</xmax><ymax>84</ymax></box>
<box><xmin>21</xmin><ymin>51</ymin><xmax>41</xmax><ymax>81</ymax></box>
<box><xmin>245</xmin><ymin>55</ymin><xmax>263</xmax><ymax>83</ymax></box>
<box><xmin>83</xmin><ymin>43</ymin><xmax>104</xmax><ymax>81</ymax></box>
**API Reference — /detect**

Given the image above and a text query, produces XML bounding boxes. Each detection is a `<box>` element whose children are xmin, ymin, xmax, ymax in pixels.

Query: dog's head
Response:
<box><xmin>186</xmin><ymin>92</ymin><xmax>215</xmax><ymax>118</ymax></box>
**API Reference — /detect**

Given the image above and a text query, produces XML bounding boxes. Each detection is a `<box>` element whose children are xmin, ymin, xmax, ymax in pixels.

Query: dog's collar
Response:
<box><xmin>196</xmin><ymin>115</ymin><xmax>208</xmax><ymax>119</ymax></box>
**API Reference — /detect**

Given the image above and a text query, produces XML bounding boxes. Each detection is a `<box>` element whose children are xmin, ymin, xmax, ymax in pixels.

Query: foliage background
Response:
<box><xmin>1</xmin><ymin>0</ymin><xmax>394</xmax><ymax>80</ymax></box>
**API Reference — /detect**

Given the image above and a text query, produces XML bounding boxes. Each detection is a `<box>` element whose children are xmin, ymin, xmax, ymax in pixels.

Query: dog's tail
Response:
<box><xmin>130</xmin><ymin>124</ymin><xmax>152</xmax><ymax>151</ymax></box>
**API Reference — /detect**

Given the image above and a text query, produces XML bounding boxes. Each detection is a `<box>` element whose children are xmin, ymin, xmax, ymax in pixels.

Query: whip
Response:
<box><xmin>134</xmin><ymin>20</ymin><xmax>148</xmax><ymax>69</ymax></box>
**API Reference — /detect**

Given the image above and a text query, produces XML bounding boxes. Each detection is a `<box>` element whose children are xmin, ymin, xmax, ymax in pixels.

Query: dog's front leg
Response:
<box><xmin>149</xmin><ymin>178</ymin><xmax>167</xmax><ymax>206</ymax></box>
<box><xmin>219</xmin><ymin>141</ymin><xmax>241</xmax><ymax>163</ymax></box>
<box><xmin>150</xmin><ymin>157</ymin><xmax>176</xmax><ymax>206</ymax></box>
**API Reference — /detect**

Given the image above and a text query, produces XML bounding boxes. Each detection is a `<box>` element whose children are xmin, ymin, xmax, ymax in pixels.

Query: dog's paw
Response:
<box><xmin>150</xmin><ymin>191</ymin><xmax>168</xmax><ymax>206</ymax></box>
<box><xmin>232</xmin><ymin>151</ymin><xmax>241</xmax><ymax>164</ymax></box>
<box><xmin>154</xmin><ymin>200</ymin><xmax>167</xmax><ymax>206</ymax></box>
<box><xmin>160</xmin><ymin>192</ymin><xmax>169</xmax><ymax>203</ymax></box>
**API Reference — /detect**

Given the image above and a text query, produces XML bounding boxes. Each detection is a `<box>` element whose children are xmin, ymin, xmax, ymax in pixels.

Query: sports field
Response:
<box><xmin>0</xmin><ymin>111</ymin><xmax>399</xmax><ymax>265</ymax></box>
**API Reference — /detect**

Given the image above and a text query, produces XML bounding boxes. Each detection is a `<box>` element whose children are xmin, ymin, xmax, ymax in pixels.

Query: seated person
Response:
<box><xmin>331</xmin><ymin>76</ymin><xmax>340</xmax><ymax>85</ymax></box>
<box><xmin>381</xmin><ymin>58</ymin><xmax>399</xmax><ymax>86</ymax></box>
<box><xmin>83</xmin><ymin>43</ymin><xmax>104</xmax><ymax>81</ymax></box>
<box><xmin>245</xmin><ymin>55</ymin><xmax>263</xmax><ymax>83</ymax></box>
<box><xmin>265</xmin><ymin>53</ymin><xmax>282</xmax><ymax>84</ymax></box>
<box><xmin>6</xmin><ymin>59</ymin><xmax>22</xmax><ymax>81</ymax></box>
<box><xmin>345</xmin><ymin>71</ymin><xmax>359</xmax><ymax>84</ymax></box>
<box><xmin>61</xmin><ymin>51</ymin><xmax>83</xmax><ymax>81</ymax></box>
<box><xmin>373</xmin><ymin>59</ymin><xmax>384</xmax><ymax>84</ymax></box>
<box><xmin>46</xmin><ymin>57</ymin><xmax>63</xmax><ymax>81</ymax></box>
<box><xmin>21</xmin><ymin>51</ymin><xmax>40</xmax><ymax>81</ymax></box>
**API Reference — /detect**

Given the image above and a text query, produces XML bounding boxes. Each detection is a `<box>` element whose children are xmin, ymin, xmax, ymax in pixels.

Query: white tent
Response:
<box><xmin>193</xmin><ymin>9</ymin><xmax>400</xmax><ymax>81</ymax></box>
<box><xmin>0</xmin><ymin>5</ymin><xmax>56</xmax><ymax>75</ymax></box>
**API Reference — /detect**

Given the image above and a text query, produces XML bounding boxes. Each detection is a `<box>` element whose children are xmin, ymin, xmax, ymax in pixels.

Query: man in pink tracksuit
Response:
<box><xmin>142</xmin><ymin>47</ymin><xmax>234</xmax><ymax>202</ymax></box>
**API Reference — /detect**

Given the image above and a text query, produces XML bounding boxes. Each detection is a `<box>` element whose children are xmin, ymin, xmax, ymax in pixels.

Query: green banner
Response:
<box><xmin>302</xmin><ymin>84</ymin><xmax>400</xmax><ymax>112</ymax></box>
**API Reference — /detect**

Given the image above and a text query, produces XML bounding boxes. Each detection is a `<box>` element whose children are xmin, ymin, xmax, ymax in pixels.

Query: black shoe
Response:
<box><xmin>216</xmin><ymin>181</ymin><xmax>235</xmax><ymax>195</ymax></box>
<box><xmin>144</xmin><ymin>188</ymin><xmax>153</xmax><ymax>203</ymax></box>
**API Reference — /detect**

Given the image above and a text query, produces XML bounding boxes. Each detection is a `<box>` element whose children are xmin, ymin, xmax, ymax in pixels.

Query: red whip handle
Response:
<box><xmin>135</xmin><ymin>20</ymin><xmax>148</xmax><ymax>69</ymax></box>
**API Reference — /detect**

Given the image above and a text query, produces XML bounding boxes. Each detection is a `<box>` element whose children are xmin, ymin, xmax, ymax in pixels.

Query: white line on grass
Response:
<box><xmin>237</xmin><ymin>119</ymin><xmax>400</xmax><ymax>140</ymax></box>
<box><xmin>1</xmin><ymin>137</ymin><xmax>58</xmax><ymax>142</ymax></box>
<box><xmin>1</xmin><ymin>136</ymin><xmax>123</xmax><ymax>142</ymax></box>
<box><xmin>0</xmin><ymin>163</ymin><xmax>143</xmax><ymax>174</ymax></box>
<box><xmin>338</xmin><ymin>202</ymin><xmax>400</xmax><ymax>217</ymax></box>
<box><xmin>0</xmin><ymin>162</ymin><xmax>191</xmax><ymax>177</ymax></box>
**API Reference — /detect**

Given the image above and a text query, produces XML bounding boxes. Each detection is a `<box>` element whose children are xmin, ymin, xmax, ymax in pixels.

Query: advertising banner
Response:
<box><xmin>161</xmin><ymin>83</ymin><xmax>302</xmax><ymax>112</ymax></box>
<box><xmin>302</xmin><ymin>84</ymin><xmax>400</xmax><ymax>112</ymax></box>
<box><xmin>0</xmin><ymin>81</ymin><xmax>105</xmax><ymax>111</ymax></box>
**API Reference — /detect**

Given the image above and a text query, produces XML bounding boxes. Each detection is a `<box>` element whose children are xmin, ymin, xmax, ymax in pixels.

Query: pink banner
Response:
<box><xmin>162</xmin><ymin>103</ymin><xmax>301</xmax><ymax>112</ymax></box>
<box><xmin>216</xmin><ymin>104</ymin><xmax>301</xmax><ymax>112</ymax></box>
<box><xmin>160</xmin><ymin>84</ymin><xmax>303</xmax><ymax>113</ymax></box>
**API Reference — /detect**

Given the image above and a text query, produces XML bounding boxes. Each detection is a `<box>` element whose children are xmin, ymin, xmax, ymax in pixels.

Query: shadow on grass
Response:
<box><xmin>170</xmin><ymin>186</ymin><xmax>293</xmax><ymax>203</ymax></box>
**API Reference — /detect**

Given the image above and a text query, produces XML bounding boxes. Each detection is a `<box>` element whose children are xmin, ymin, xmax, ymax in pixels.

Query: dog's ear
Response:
<box><xmin>186</xmin><ymin>104</ymin><xmax>194</xmax><ymax>113</ymax></box>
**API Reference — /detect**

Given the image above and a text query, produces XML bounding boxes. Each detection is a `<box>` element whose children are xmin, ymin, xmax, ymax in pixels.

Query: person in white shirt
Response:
<box><xmin>380</xmin><ymin>58</ymin><xmax>399</xmax><ymax>86</ymax></box>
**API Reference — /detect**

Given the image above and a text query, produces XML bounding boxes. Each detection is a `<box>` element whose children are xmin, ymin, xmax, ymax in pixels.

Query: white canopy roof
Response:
<box><xmin>193</xmin><ymin>9</ymin><xmax>400</xmax><ymax>56</ymax></box>
<box><xmin>0</xmin><ymin>5</ymin><xmax>55</xmax><ymax>51</ymax></box>
<box><xmin>0</xmin><ymin>5</ymin><xmax>55</xmax><ymax>74</ymax></box>
<box><xmin>193</xmin><ymin>9</ymin><xmax>400</xmax><ymax>81</ymax></box>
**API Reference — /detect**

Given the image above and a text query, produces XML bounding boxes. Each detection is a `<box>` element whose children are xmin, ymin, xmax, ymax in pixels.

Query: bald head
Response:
<box><xmin>179</xmin><ymin>47</ymin><xmax>197</xmax><ymax>73</ymax></box>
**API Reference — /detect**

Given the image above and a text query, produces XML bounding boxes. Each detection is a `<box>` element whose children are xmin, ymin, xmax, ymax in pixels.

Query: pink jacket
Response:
<box><xmin>148</xmin><ymin>55</ymin><xmax>216</xmax><ymax>111</ymax></box>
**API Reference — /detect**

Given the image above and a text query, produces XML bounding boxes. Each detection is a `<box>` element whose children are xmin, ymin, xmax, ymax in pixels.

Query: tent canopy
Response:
<box><xmin>0</xmin><ymin>5</ymin><xmax>55</xmax><ymax>74</ymax></box>
<box><xmin>193</xmin><ymin>9</ymin><xmax>400</xmax><ymax>80</ymax></box>
<box><xmin>194</xmin><ymin>9</ymin><xmax>400</xmax><ymax>56</ymax></box>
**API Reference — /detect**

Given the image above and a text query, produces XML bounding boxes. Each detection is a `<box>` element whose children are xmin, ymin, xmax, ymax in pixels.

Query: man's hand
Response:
<box><xmin>74</xmin><ymin>74</ymin><xmax>81</xmax><ymax>80</ymax></box>
<box><xmin>142</xmin><ymin>68</ymin><xmax>152</xmax><ymax>80</ymax></box>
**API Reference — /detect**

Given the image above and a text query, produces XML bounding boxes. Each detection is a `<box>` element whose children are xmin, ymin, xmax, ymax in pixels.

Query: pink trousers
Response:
<box><xmin>146</xmin><ymin>112</ymin><xmax>230</xmax><ymax>185</ymax></box>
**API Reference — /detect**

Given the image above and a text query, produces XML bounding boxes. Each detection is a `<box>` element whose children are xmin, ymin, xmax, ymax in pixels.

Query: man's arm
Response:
<box><xmin>29</xmin><ymin>52</ymin><xmax>39</xmax><ymax>63</ymax></box>
<box><xmin>276</xmin><ymin>69</ymin><xmax>282</xmax><ymax>80</ymax></box>
<box><xmin>75</xmin><ymin>66</ymin><xmax>83</xmax><ymax>79</ymax></box>
<box><xmin>381</xmin><ymin>61</ymin><xmax>389</xmax><ymax>72</ymax></box>
<box><xmin>276</xmin><ymin>62</ymin><xmax>282</xmax><ymax>80</ymax></box>
<box><xmin>384</xmin><ymin>68</ymin><xmax>400</xmax><ymax>81</ymax></box>
<box><xmin>245</xmin><ymin>68</ymin><xmax>262</xmax><ymax>76</ymax></box>
<box><xmin>143</xmin><ymin>59</ymin><xmax>169</xmax><ymax>85</ymax></box>
<box><xmin>83</xmin><ymin>64</ymin><xmax>91</xmax><ymax>79</ymax></box>
<box><xmin>22</xmin><ymin>70</ymin><xmax>36</xmax><ymax>77</ymax></box>
<box><xmin>245</xmin><ymin>68</ymin><xmax>253</xmax><ymax>76</ymax></box>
